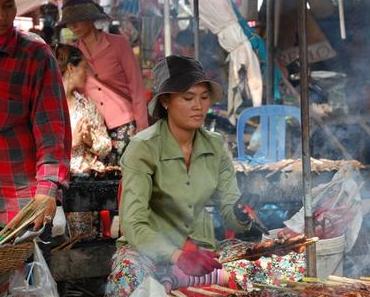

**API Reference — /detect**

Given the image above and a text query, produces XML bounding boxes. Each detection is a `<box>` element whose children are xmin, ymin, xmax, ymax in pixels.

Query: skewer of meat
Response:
<box><xmin>286</xmin><ymin>280</ymin><xmax>370</xmax><ymax>297</ymax></box>
<box><xmin>219</xmin><ymin>236</ymin><xmax>318</xmax><ymax>264</ymax></box>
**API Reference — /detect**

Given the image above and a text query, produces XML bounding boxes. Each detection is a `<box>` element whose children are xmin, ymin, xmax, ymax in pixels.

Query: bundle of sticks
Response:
<box><xmin>219</xmin><ymin>234</ymin><xmax>318</xmax><ymax>264</ymax></box>
<box><xmin>0</xmin><ymin>199</ymin><xmax>48</xmax><ymax>245</ymax></box>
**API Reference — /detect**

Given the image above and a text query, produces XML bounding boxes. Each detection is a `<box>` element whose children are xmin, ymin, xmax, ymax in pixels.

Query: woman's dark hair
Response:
<box><xmin>155</xmin><ymin>94</ymin><xmax>170</xmax><ymax>120</ymax></box>
<box><xmin>55</xmin><ymin>44</ymin><xmax>83</xmax><ymax>74</ymax></box>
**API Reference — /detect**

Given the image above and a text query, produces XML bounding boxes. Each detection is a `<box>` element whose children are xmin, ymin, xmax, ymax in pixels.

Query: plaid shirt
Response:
<box><xmin>0</xmin><ymin>28</ymin><xmax>71</xmax><ymax>224</ymax></box>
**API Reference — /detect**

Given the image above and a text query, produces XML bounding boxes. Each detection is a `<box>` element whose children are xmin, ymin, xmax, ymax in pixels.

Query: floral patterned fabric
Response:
<box><xmin>219</xmin><ymin>239</ymin><xmax>305</xmax><ymax>289</ymax></box>
<box><xmin>105</xmin><ymin>245</ymin><xmax>229</xmax><ymax>297</ymax></box>
<box><xmin>105</xmin><ymin>242</ymin><xmax>306</xmax><ymax>296</ymax></box>
<box><xmin>69</xmin><ymin>91</ymin><xmax>112</xmax><ymax>175</ymax></box>
<box><xmin>106</xmin><ymin>122</ymin><xmax>136</xmax><ymax>166</ymax></box>
<box><xmin>105</xmin><ymin>245</ymin><xmax>155</xmax><ymax>297</ymax></box>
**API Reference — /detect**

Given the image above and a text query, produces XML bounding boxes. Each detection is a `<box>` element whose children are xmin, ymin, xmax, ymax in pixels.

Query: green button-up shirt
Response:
<box><xmin>118</xmin><ymin>119</ymin><xmax>245</xmax><ymax>264</ymax></box>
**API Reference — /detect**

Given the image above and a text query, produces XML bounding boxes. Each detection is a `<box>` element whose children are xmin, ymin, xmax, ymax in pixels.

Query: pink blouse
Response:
<box><xmin>78</xmin><ymin>32</ymin><xmax>148</xmax><ymax>130</ymax></box>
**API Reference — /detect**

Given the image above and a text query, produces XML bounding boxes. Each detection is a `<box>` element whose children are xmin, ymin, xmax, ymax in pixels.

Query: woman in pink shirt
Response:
<box><xmin>59</xmin><ymin>0</ymin><xmax>148</xmax><ymax>165</ymax></box>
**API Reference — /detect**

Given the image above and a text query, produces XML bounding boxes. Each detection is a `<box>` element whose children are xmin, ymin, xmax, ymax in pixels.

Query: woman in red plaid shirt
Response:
<box><xmin>0</xmin><ymin>0</ymin><xmax>71</xmax><ymax>230</ymax></box>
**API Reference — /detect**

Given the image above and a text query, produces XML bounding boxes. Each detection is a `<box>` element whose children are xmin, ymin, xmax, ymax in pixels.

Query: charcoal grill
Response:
<box><xmin>62</xmin><ymin>176</ymin><xmax>120</xmax><ymax>212</ymax></box>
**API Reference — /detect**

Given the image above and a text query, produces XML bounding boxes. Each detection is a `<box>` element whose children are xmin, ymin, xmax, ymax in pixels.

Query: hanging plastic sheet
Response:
<box><xmin>231</xmin><ymin>1</ymin><xmax>282</xmax><ymax>102</ymax></box>
<box><xmin>199</xmin><ymin>0</ymin><xmax>263</xmax><ymax>125</ymax></box>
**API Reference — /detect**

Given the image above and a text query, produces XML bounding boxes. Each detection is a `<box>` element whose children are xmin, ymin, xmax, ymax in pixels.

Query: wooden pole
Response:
<box><xmin>164</xmin><ymin>0</ymin><xmax>172</xmax><ymax>56</ymax></box>
<box><xmin>274</xmin><ymin>0</ymin><xmax>281</xmax><ymax>47</ymax></box>
<box><xmin>266</xmin><ymin>0</ymin><xmax>275</xmax><ymax>104</ymax></box>
<box><xmin>297</xmin><ymin>0</ymin><xmax>317</xmax><ymax>277</ymax></box>
<box><xmin>193</xmin><ymin>0</ymin><xmax>200</xmax><ymax>60</ymax></box>
<box><xmin>338</xmin><ymin>0</ymin><xmax>346</xmax><ymax>39</ymax></box>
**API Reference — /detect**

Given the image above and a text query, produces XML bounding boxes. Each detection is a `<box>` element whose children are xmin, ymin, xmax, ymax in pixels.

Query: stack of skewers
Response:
<box><xmin>255</xmin><ymin>275</ymin><xmax>370</xmax><ymax>297</ymax></box>
<box><xmin>168</xmin><ymin>276</ymin><xmax>370</xmax><ymax>297</ymax></box>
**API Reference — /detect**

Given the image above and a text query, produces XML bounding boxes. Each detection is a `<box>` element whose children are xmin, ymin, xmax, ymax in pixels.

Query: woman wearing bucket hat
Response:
<box><xmin>105</xmin><ymin>55</ymin><xmax>256</xmax><ymax>296</ymax></box>
<box><xmin>59</xmin><ymin>0</ymin><xmax>148</xmax><ymax>165</ymax></box>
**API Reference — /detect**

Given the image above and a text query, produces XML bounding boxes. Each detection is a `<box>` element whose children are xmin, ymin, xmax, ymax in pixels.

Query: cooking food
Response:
<box><xmin>219</xmin><ymin>235</ymin><xmax>318</xmax><ymax>263</ymax></box>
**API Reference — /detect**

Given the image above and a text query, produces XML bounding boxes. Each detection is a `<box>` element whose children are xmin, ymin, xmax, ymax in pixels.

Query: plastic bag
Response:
<box><xmin>52</xmin><ymin>206</ymin><xmax>66</xmax><ymax>237</ymax></box>
<box><xmin>284</xmin><ymin>165</ymin><xmax>363</xmax><ymax>252</ymax></box>
<box><xmin>13</xmin><ymin>224</ymin><xmax>46</xmax><ymax>245</ymax></box>
<box><xmin>9</xmin><ymin>240</ymin><xmax>59</xmax><ymax>297</ymax></box>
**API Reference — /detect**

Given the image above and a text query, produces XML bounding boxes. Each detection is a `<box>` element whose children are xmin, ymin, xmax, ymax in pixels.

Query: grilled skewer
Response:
<box><xmin>219</xmin><ymin>236</ymin><xmax>318</xmax><ymax>264</ymax></box>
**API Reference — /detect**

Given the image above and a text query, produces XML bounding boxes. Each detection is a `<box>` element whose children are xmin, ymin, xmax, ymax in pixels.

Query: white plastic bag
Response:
<box><xmin>9</xmin><ymin>240</ymin><xmax>59</xmax><ymax>297</ymax></box>
<box><xmin>52</xmin><ymin>206</ymin><xmax>66</xmax><ymax>237</ymax></box>
<box><xmin>284</xmin><ymin>165</ymin><xmax>363</xmax><ymax>252</ymax></box>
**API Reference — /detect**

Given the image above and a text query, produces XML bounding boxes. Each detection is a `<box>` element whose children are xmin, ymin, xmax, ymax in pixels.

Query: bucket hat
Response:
<box><xmin>58</xmin><ymin>0</ymin><xmax>109</xmax><ymax>27</ymax></box>
<box><xmin>148</xmin><ymin>55</ymin><xmax>223</xmax><ymax>118</ymax></box>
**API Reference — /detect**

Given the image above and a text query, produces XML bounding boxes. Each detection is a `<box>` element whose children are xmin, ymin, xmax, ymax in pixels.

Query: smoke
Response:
<box><xmin>343</xmin><ymin>213</ymin><xmax>370</xmax><ymax>277</ymax></box>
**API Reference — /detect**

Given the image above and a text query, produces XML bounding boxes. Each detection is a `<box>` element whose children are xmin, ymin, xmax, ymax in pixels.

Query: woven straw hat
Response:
<box><xmin>58</xmin><ymin>0</ymin><xmax>109</xmax><ymax>27</ymax></box>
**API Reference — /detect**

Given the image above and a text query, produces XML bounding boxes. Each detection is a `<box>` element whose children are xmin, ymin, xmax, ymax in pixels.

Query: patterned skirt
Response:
<box><xmin>107</xmin><ymin>122</ymin><xmax>136</xmax><ymax>166</ymax></box>
<box><xmin>105</xmin><ymin>241</ymin><xmax>306</xmax><ymax>297</ymax></box>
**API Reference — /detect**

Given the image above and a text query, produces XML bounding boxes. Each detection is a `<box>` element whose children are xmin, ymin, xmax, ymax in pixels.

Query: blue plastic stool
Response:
<box><xmin>236</xmin><ymin>105</ymin><xmax>301</xmax><ymax>163</ymax></box>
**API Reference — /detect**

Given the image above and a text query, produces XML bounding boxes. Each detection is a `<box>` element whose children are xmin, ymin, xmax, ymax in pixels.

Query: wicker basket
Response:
<box><xmin>0</xmin><ymin>241</ymin><xmax>33</xmax><ymax>274</ymax></box>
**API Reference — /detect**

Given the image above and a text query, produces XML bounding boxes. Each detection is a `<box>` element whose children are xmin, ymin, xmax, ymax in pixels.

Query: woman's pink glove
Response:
<box><xmin>175</xmin><ymin>240</ymin><xmax>222</xmax><ymax>276</ymax></box>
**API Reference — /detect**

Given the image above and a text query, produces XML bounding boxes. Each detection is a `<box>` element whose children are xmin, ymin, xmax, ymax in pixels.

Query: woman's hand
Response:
<box><xmin>173</xmin><ymin>239</ymin><xmax>222</xmax><ymax>276</ymax></box>
<box><xmin>175</xmin><ymin>249</ymin><xmax>222</xmax><ymax>276</ymax></box>
<box><xmin>72</xmin><ymin>118</ymin><xmax>93</xmax><ymax>147</ymax></box>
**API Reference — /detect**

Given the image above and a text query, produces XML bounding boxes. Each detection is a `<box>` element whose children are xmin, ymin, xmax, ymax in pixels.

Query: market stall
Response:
<box><xmin>4</xmin><ymin>1</ymin><xmax>370</xmax><ymax>296</ymax></box>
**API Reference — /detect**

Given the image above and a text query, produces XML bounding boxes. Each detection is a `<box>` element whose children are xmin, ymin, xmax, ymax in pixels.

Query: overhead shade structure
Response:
<box><xmin>199</xmin><ymin>0</ymin><xmax>262</xmax><ymax>125</ymax></box>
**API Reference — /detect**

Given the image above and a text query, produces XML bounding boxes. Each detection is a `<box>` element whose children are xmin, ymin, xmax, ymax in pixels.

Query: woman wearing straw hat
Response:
<box><xmin>59</xmin><ymin>0</ymin><xmax>148</xmax><ymax>165</ymax></box>
<box><xmin>105</xmin><ymin>55</ymin><xmax>257</xmax><ymax>296</ymax></box>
